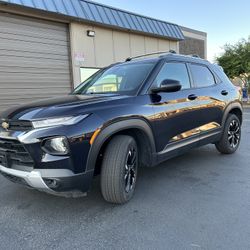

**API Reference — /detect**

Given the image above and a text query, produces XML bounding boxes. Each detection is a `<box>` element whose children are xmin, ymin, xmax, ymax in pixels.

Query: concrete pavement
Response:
<box><xmin>0</xmin><ymin>110</ymin><xmax>250</xmax><ymax>250</ymax></box>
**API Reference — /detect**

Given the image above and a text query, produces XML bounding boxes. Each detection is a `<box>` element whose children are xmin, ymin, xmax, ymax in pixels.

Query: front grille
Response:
<box><xmin>8</xmin><ymin>120</ymin><xmax>33</xmax><ymax>131</ymax></box>
<box><xmin>0</xmin><ymin>138</ymin><xmax>34</xmax><ymax>171</ymax></box>
<box><xmin>0</xmin><ymin>170</ymin><xmax>30</xmax><ymax>187</ymax></box>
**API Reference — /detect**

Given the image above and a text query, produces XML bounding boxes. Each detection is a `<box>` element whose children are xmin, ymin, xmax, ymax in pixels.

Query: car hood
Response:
<box><xmin>0</xmin><ymin>94</ymin><xmax>127</xmax><ymax>120</ymax></box>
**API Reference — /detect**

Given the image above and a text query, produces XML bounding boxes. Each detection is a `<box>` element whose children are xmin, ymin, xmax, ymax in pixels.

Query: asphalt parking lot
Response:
<box><xmin>0</xmin><ymin>109</ymin><xmax>250</xmax><ymax>250</ymax></box>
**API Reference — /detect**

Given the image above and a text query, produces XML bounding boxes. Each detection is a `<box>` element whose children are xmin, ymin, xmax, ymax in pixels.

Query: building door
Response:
<box><xmin>0</xmin><ymin>13</ymin><xmax>72</xmax><ymax>112</ymax></box>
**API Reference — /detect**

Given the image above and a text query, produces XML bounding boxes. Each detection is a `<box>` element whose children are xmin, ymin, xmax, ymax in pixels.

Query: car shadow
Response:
<box><xmin>1</xmin><ymin>144</ymin><xmax>239</xmax><ymax>220</ymax></box>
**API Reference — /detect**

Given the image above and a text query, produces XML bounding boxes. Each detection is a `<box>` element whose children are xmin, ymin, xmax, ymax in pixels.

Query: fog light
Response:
<box><xmin>44</xmin><ymin>178</ymin><xmax>59</xmax><ymax>188</ymax></box>
<box><xmin>43</xmin><ymin>137</ymin><xmax>69</xmax><ymax>155</ymax></box>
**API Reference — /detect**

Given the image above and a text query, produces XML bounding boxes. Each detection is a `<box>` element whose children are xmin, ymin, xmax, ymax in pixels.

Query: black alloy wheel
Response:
<box><xmin>124</xmin><ymin>148</ymin><xmax>137</xmax><ymax>193</ymax></box>
<box><xmin>215</xmin><ymin>114</ymin><xmax>241</xmax><ymax>154</ymax></box>
<box><xmin>227</xmin><ymin>119</ymin><xmax>241</xmax><ymax>148</ymax></box>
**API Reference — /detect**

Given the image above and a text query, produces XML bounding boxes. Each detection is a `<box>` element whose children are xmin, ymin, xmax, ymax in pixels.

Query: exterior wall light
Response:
<box><xmin>87</xmin><ymin>30</ymin><xmax>95</xmax><ymax>37</ymax></box>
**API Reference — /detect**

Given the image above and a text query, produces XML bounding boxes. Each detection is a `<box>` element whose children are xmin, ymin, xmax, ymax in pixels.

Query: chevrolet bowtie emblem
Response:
<box><xmin>2</xmin><ymin>121</ymin><xmax>9</xmax><ymax>130</ymax></box>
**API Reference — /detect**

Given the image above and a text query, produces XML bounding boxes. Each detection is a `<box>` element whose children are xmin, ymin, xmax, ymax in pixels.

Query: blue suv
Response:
<box><xmin>0</xmin><ymin>52</ymin><xmax>242</xmax><ymax>204</ymax></box>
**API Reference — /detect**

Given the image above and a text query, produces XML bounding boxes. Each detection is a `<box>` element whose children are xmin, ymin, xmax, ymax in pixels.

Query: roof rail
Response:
<box><xmin>188</xmin><ymin>54</ymin><xmax>200</xmax><ymax>58</ymax></box>
<box><xmin>125</xmin><ymin>50</ymin><xmax>176</xmax><ymax>62</ymax></box>
<box><xmin>169</xmin><ymin>50</ymin><xmax>177</xmax><ymax>54</ymax></box>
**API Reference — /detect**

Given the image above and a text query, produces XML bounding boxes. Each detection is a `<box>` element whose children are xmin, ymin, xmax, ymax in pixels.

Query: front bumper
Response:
<box><xmin>0</xmin><ymin>123</ymin><xmax>92</xmax><ymax>174</ymax></box>
<box><xmin>0</xmin><ymin>164</ymin><xmax>94</xmax><ymax>197</ymax></box>
<box><xmin>0</xmin><ymin>117</ymin><xmax>99</xmax><ymax>196</ymax></box>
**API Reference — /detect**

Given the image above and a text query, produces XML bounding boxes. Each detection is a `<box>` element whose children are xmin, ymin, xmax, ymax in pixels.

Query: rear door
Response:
<box><xmin>188</xmin><ymin>63</ymin><xmax>225</xmax><ymax>142</ymax></box>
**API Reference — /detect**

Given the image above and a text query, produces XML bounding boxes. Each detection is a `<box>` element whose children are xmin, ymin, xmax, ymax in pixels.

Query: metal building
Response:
<box><xmin>0</xmin><ymin>0</ymin><xmax>206</xmax><ymax>112</ymax></box>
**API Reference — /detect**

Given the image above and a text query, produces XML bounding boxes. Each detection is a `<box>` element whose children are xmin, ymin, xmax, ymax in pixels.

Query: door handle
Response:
<box><xmin>221</xmin><ymin>90</ymin><xmax>228</xmax><ymax>96</ymax></box>
<box><xmin>188</xmin><ymin>94</ymin><xmax>197</xmax><ymax>100</ymax></box>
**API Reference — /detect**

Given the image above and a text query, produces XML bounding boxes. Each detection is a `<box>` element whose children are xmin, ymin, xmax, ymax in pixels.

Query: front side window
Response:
<box><xmin>154</xmin><ymin>62</ymin><xmax>191</xmax><ymax>90</ymax></box>
<box><xmin>190</xmin><ymin>64</ymin><xmax>216</xmax><ymax>87</ymax></box>
<box><xmin>73</xmin><ymin>61</ymin><xmax>156</xmax><ymax>95</ymax></box>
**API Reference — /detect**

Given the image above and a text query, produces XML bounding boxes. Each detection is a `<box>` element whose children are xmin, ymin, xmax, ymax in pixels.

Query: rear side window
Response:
<box><xmin>190</xmin><ymin>64</ymin><xmax>216</xmax><ymax>87</ymax></box>
<box><xmin>154</xmin><ymin>62</ymin><xmax>191</xmax><ymax>89</ymax></box>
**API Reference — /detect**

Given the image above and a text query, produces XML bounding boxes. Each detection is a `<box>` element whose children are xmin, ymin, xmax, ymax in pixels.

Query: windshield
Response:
<box><xmin>73</xmin><ymin>61</ymin><xmax>156</xmax><ymax>95</ymax></box>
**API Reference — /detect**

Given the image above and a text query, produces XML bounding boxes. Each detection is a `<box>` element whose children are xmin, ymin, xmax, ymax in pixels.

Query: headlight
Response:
<box><xmin>42</xmin><ymin>136</ymin><xmax>69</xmax><ymax>155</ymax></box>
<box><xmin>32</xmin><ymin>115</ymin><xmax>88</xmax><ymax>129</ymax></box>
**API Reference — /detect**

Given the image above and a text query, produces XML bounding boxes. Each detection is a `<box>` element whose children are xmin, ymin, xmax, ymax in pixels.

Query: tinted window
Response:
<box><xmin>154</xmin><ymin>63</ymin><xmax>191</xmax><ymax>89</ymax></box>
<box><xmin>190</xmin><ymin>64</ymin><xmax>216</xmax><ymax>87</ymax></box>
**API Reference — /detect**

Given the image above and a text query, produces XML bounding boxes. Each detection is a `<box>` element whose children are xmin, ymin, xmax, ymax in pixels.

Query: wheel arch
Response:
<box><xmin>222</xmin><ymin>102</ymin><xmax>243</xmax><ymax>127</ymax></box>
<box><xmin>85</xmin><ymin>119</ymin><xmax>157</xmax><ymax>173</ymax></box>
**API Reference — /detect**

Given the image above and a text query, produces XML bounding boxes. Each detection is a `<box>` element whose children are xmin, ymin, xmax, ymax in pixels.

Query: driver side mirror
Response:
<box><xmin>151</xmin><ymin>79</ymin><xmax>182</xmax><ymax>93</ymax></box>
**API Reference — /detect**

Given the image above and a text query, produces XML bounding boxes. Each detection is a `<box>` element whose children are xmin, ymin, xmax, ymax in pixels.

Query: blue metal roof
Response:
<box><xmin>0</xmin><ymin>0</ymin><xmax>184</xmax><ymax>40</ymax></box>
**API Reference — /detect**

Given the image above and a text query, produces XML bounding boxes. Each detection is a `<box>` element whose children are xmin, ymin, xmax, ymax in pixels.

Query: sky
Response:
<box><xmin>94</xmin><ymin>0</ymin><xmax>250</xmax><ymax>62</ymax></box>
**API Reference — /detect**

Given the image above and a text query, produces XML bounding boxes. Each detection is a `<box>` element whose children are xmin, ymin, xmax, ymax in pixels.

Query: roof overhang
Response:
<box><xmin>0</xmin><ymin>0</ymin><xmax>184</xmax><ymax>41</ymax></box>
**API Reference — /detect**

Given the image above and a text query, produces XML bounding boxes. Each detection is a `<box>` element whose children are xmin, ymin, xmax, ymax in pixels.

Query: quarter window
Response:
<box><xmin>154</xmin><ymin>63</ymin><xmax>191</xmax><ymax>89</ymax></box>
<box><xmin>80</xmin><ymin>68</ymin><xmax>100</xmax><ymax>82</ymax></box>
<box><xmin>190</xmin><ymin>64</ymin><xmax>216</xmax><ymax>87</ymax></box>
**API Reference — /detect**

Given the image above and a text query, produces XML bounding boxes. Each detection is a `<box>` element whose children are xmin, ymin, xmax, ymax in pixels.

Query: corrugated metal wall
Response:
<box><xmin>0</xmin><ymin>13</ymin><xmax>72</xmax><ymax>112</ymax></box>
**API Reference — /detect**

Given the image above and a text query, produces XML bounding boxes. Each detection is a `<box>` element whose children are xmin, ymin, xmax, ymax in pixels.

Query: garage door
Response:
<box><xmin>0</xmin><ymin>13</ymin><xmax>72</xmax><ymax>112</ymax></box>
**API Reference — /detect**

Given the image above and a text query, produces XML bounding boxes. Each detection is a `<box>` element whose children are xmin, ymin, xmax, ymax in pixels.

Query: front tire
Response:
<box><xmin>100</xmin><ymin>135</ymin><xmax>138</xmax><ymax>204</ymax></box>
<box><xmin>215</xmin><ymin>114</ymin><xmax>241</xmax><ymax>154</ymax></box>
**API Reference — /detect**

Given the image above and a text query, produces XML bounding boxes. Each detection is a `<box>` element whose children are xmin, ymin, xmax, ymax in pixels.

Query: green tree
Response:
<box><xmin>217</xmin><ymin>37</ymin><xmax>250</xmax><ymax>89</ymax></box>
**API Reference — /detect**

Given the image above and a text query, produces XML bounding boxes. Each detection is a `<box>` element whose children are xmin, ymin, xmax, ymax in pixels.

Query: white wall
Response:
<box><xmin>70</xmin><ymin>22</ymin><xmax>178</xmax><ymax>86</ymax></box>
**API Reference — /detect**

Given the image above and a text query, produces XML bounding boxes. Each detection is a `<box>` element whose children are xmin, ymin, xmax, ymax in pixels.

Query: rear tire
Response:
<box><xmin>215</xmin><ymin>114</ymin><xmax>241</xmax><ymax>154</ymax></box>
<box><xmin>100</xmin><ymin>135</ymin><xmax>138</xmax><ymax>204</ymax></box>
